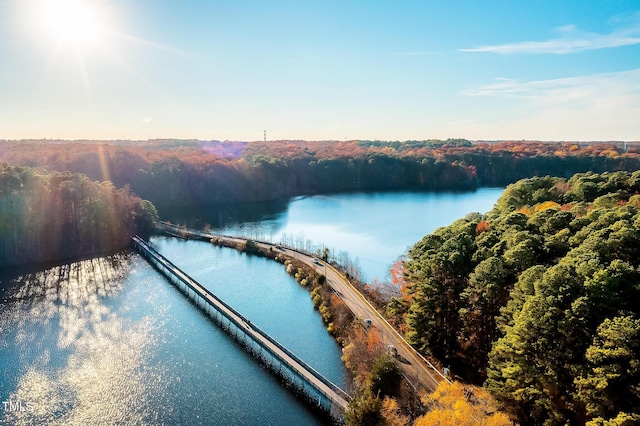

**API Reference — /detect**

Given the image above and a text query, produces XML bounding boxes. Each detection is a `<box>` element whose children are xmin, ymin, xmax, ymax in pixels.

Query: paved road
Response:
<box><xmin>269</xmin><ymin>244</ymin><xmax>444</xmax><ymax>393</ymax></box>
<box><xmin>157</xmin><ymin>223</ymin><xmax>447</xmax><ymax>393</ymax></box>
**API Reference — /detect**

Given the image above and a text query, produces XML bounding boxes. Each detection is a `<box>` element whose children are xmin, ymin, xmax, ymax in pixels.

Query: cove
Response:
<box><xmin>163</xmin><ymin>188</ymin><xmax>505</xmax><ymax>281</ymax></box>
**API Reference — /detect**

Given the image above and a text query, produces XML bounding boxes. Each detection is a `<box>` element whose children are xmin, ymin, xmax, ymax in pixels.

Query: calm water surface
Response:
<box><xmin>165</xmin><ymin>189</ymin><xmax>504</xmax><ymax>281</ymax></box>
<box><xmin>1</xmin><ymin>189</ymin><xmax>503</xmax><ymax>424</ymax></box>
<box><xmin>0</xmin><ymin>247</ymin><xmax>337</xmax><ymax>425</ymax></box>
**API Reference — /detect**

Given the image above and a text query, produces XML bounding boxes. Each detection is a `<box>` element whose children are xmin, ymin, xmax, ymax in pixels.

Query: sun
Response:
<box><xmin>38</xmin><ymin>0</ymin><xmax>104</xmax><ymax>48</ymax></box>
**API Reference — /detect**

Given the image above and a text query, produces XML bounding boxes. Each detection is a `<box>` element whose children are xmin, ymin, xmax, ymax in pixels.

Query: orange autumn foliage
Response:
<box><xmin>475</xmin><ymin>220</ymin><xmax>490</xmax><ymax>235</ymax></box>
<box><xmin>381</xmin><ymin>397</ymin><xmax>410</xmax><ymax>426</ymax></box>
<box><xmin>342</xmin><ymin>326</ymin><xmax>385</xmax><ymax>383</ymax></box>
<box><xmin>561</xmin><ymin>203</ymin><xmax>574</xmax><ymax>211</ymax></box>
<box><xmin>533</xmin><ymin>200</ymin><xmax>561</xmax><ymax>212</ymax></box>
<box><xmin>390</xmin><ymin>258</ymin><xmax>409</xmax><ymax>295</ymax></box>
<box><xmin>367</xmin><ymin>327</ymin><xmax>382</xmax><ymax>353</ymax></box>
<box><xmin>515</xmin><ymin>206</ymin><xmax>532</xmax><ymax>216</ymax></box>
<box><xmin>414</xmin><ymin>381</ymin><xmax>511</xmax><ymax>426</ymax></box>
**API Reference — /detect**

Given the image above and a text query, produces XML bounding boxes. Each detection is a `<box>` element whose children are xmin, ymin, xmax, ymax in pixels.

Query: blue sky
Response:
<box><xmin>1</xmin><ymin>0</ymin><xmax>639</xmax><ymax>141</ymax></box>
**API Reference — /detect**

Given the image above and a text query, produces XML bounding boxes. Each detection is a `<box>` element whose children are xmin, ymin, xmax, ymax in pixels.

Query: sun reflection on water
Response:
<box><xmin>1</xmin><ymin>254</ymin><xmax>166</xmax><ymax>425</ymax></box>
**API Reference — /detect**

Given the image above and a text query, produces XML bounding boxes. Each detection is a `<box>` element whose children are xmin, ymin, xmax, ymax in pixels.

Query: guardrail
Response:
<box><xmin>323</xmin><ymin>260</ymin><xmax>450</xmax><ymax>385</ymax></box>
<box><xmin>156</xmin><ymin>221</ymin><xmax>450</xmax><ymax>386</ymax></box>
<box><xmin>132</xmin><ymin>235</ymin><xmax>351</xmax><ymax>407</ymax></box>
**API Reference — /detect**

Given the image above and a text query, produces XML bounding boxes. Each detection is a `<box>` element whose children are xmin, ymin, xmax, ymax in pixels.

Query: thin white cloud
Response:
<box><xmin>461</xmin><ymin>19</ymin><xmax>640</xmax><ymax>54</ymax></box>
<box><xmin>464</xmin><ymin>69</ymin><xmax>640</xmax><ymax>99</ymax></box>
<box><xmin>458</xmin><ymin>69</ymin><xmax>640</xmax><ymax>140</ymax></box>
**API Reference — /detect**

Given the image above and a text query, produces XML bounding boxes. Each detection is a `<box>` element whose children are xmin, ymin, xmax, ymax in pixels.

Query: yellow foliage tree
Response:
<box><xmin>533</xmin><ymin>200</ymin><xmax>561</xmax><ymax>212</ymax></box>
<box><xmin>342</xmin><ymin>326</ymin><xmax>385</xmax><ymax>385</ymax></box>
<box><xmin>380</xmin><ymin>397</ymin><xmax>410</xmax><ymax>426</ymax></box>
<box><xmin>414</xmin><ymin>381</ymin><xmax>511</xmax><ymax>426</ymax></box>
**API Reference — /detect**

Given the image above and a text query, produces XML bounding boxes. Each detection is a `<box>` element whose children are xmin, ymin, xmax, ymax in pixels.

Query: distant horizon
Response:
<box><xmin>1</xmin><ymin>138</ymin><xmax>639</xmax><ymax>144</ymax></box>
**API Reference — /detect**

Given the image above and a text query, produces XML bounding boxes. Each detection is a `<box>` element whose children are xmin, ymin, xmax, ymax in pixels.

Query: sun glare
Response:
<box><xmin>38</xmin><ymin>0</ymin><xmax>103</xmax><ymax>48</ymax></box>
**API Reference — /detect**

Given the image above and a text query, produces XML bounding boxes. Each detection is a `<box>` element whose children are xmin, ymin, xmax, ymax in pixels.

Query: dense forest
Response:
<box><xmin>3</xmin><ymin>140</ymin><xmax>640</xmax><ymax>422</ymax></box>
<box><xmin>388</xmin><ymin>171</ymin><xmax>640</xmax><ymax>425</ymax></box>
<box><xmin>1</xmin><ymin>139</ymin><xmax>639</xmax><ymax>212</ymax></box>
<box><xmin>0</xmin><ymin>164</ymin><xmax>158</xmax><ymax>268</ymax></box>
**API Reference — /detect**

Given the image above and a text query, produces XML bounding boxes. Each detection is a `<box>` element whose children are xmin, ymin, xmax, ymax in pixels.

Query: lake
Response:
<box><xmin>163</xmin><ymin>188</ymin><xmax>504</xmax><ymax>282</ymax></box>
<box><xmin>1</xmin><ymin>188</ymin><xmax>503</xmax><ymax>424</ymax></box>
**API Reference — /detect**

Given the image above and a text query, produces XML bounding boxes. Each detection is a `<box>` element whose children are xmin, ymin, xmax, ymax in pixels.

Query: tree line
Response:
<box><xmin>2</xmin><ymin>139</ymin><xmax>639</xmax><ymax>211</ymax></box>
<box><xmin>389</xmin><ymin>171</ymin><xmax>640</xmax><ymax>425</ymax></box>
<box><xmin>0</xmin><ymin>164</ymin><xmax>158</xmax><ymax>268</ymax></box>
